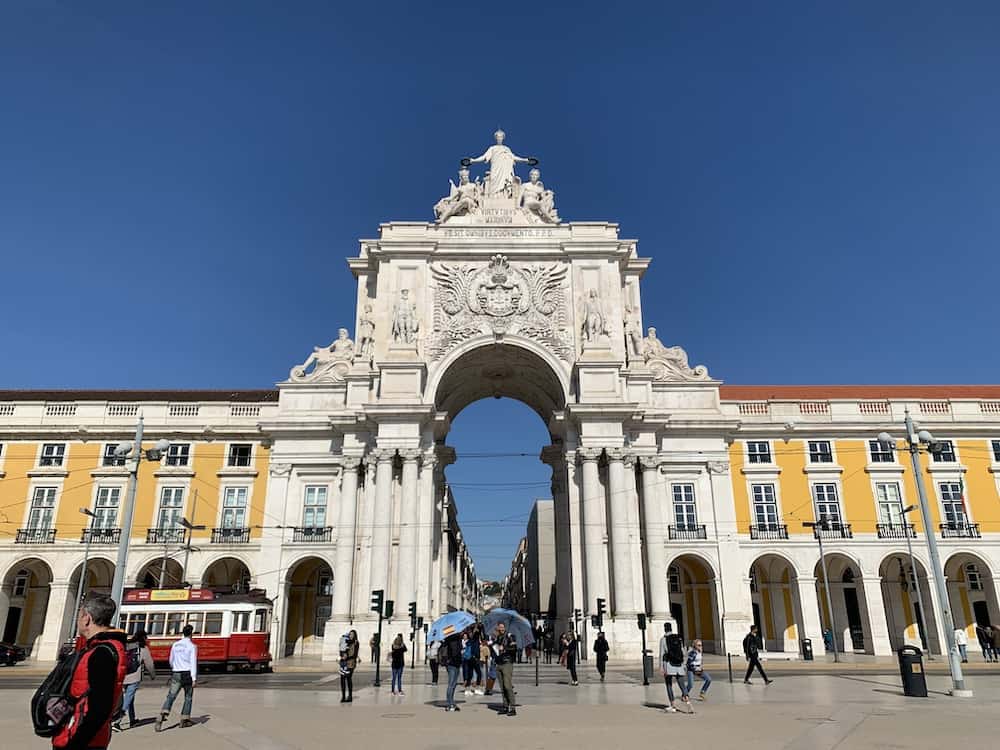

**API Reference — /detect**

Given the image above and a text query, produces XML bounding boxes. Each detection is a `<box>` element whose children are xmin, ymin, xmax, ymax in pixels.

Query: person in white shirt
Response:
<box><xmin>954</xmin><ymin>626</ymin><xmax>969</xmax><ymax>663</ymax></box>
<box><xmin>156</xmin><ymin>624</ymin><xmax>198</xmax><ymax>731</ymax></box>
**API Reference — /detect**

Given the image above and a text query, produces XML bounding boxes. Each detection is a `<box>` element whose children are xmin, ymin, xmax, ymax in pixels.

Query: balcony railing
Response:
<box><xmin>81</xmin><ymin>528</ymin><xmax>121</xmax><ymax>544</ymax></box>
<box><xmin>292</xmin><ymin>526</ymin><xmax>332</xmax><ymax>543</ymax></box>
<box><xmin>668</xmin><ymin>524</ymin><xmax>707</xmax><ymax>540</ymax></box>
<box><xmin>146</xmin><ymin>527</ymin><xmax>186</xmax><ymax>544</ymax></box>
<box><xmin>814</xmin><ymin>522</ymin><xmax>853</xmax><ymax>539</ymax></box>
<box><xmin>749</xmin><ymin>524</ymin><xmax>788</xmax><ymax>540</ymax></box>
<box><xmin>940</xmin><ymin>522</ymin><xmax>981</xmax><ymax>539</ymax></box>
<box><xmin>212</xmin><ymin>527</ymin><xmax>251</xmax><ymax>544</ymax></box>
<box><xmin>876</xmin><ymin>523</ymin><xmax>916</xmax><ymax>539</ymax></box>
<box><xmin>16</xmin><ymin>528</ymin><xmax>56</xmax><ymax>544</ymax></box>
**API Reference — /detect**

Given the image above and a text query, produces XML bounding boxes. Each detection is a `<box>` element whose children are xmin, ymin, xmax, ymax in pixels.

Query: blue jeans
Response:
<box><xmin>161</xmin><ymin>672</ymin><xmax>194</xmax><ymax>718</ymax></box>
<box><xmin>958</xmin><ymin>644</ymin><xmax>968</xmax><ymax>661</ymax></box>
<box><xmin>445</xmin><ymin>664</ymin><xmax>461</xmax><ymax>706</ymax></box>
<box><xmin>391</xmin><ymin>666</ymin><xmax>404</xmax><ymax>692</ymax></box>
<box><xmin>686</xmin><ymin>669</ymin><xmax>712</xmax><ymax>695</ymax></box>
<box><xmin>120</xmin><ymin>681</ymin><xmax>140</xmax><ymax>724</ymax></box>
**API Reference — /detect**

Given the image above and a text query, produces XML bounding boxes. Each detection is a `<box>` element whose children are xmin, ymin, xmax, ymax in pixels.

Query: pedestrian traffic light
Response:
<box><xmin>637</xmin><ymin>613</ymin><xmax>647</xmax><ymax>631</ymax></box>
<box><xmin>371</xmin><ymin>589</ymin><xmax>384</xmax><ymax>616</ymax></box>
<box><xmin>408</xmin><ymin>601</ymin><xmax>417</xmax><ymax>629</ymax></box>
<box><xmin>384</xmin><ymin>599</ymin><xmax>394</xmax><ymax>619</ymax></box>
<box><xmin>416</xmin><ymin>616</ymin><xmax>424</xmax><ymax>631</ymax></box>
<box><xmin>596</xmin><ymin>597</ymin><xmax>606</xmax><ymax>625</ymax></box>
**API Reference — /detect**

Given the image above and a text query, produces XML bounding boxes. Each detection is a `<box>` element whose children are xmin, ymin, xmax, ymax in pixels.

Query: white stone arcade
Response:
<box><xmin>262</xmin><ymin>132</ymin><xmax>749</xmax><ymax>661</ymax></box>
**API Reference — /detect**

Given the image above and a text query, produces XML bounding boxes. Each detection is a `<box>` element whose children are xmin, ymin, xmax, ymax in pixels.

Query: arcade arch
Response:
<box><xmin>748</xmin><ymin>553</ymin><xmax>803</xmax><ymax>653</ymax></box>
<box><xmin>815</xmin><ymin>553</ymin><xmax>874</xmax><ymax>654</ymax></box>
<box><xmin>202</xmin><ymin>556</ymin><xmax>253</xmax><ymax>593</ymax></box>
<box><xmin>877</xmin><ymin>552</ymin><xmax>942</xmax><ymax>653</ymax></box>
<box><xmin>665</xmin><ymin>554</ymin><xmax>721</xmax><ymax>653</ymax></box>
<box><xmin>945</xmin><ymin>552</ymin><xmax>999</xmax><ymax>634</ymax></box>
<box><xmin>283</xmin><ymin>556</ymin><xmax>333</xmax><ymax>657</ymax></box>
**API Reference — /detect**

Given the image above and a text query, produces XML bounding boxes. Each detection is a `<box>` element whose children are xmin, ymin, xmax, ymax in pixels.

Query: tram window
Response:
<box><xmin>148</xmin><ymin>613</ymin><xmax>166</xmax><ymax>636</ymax></box>
<box><xmin>205</xmin><ymin>612</ymin><xmax>224</xmax><ymax>635</ymax></box>
<box><xmin>125</xmin><ymin>613</ymin><xmax>148</xmax><ymax>635</ymax></box>
<box><xmin>186</xmin><ymin>612</ymin><xmax>203</xmax><ymax>635</ymax></box>
<box><xmin>233</xmin><ymin>612</ymin><xmax>251</xmax><ymax>633</ymax></box>
<box><xmin>166</xmin><ymin>613</ymin><xmax>185</xmax><ymax>636</ymax></box>
<box><xmin>254</xmin><ymin>608</ymin><xmax>268</xmax><ymax>632</ymax></box>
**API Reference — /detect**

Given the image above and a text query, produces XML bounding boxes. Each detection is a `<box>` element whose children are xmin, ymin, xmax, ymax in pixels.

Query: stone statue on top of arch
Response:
<box><xmin>462</xmin><ymin>129</ymin><xmax>537</xmax><ymax>198</ymax></box>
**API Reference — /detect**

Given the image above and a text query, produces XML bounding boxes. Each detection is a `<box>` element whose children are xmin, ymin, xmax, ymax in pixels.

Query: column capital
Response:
<box><xmin>371</xmin><ymin>447</ymin><xmax>397</xmax><ymax>463</ymax></box>
<box><xmin>340</xmin><ymin>455</ymin><xmax>363</xmax><ymax>471</ymax></box>
<box><xmin>706</xmin><ymin>460</ymin><xmax>730</xmax><ymax>475</ymax></box>
<box><xmin>269</xmin><ymin>463</ymin><xmax>292</xmax><ymax>478</ymax></box>
<box><xmin>577</xmin><ymin>447</ymin><xmax>602</xmax><ymax>464</ymax></box>
<box><xmin>421</xmin><ymin>449</ymin><xmax>438</xmax><ymax>468</ymax></box>
<box><xmin>606</xmin><ymin>447</ymin><xmax>628</xmax><ymax>464</ymax></box>
<box><xmin>399</xmin><ymin>448</ymin><xmax>422</xmax><ymax>463</ymax></box>
<box><xmin>638</xmin><ymin>454</ymin><xmax>661</xmax><ymax>471</ymax></box>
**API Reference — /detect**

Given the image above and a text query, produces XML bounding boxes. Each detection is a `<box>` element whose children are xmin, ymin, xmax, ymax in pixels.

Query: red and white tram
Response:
<box><xmin>119</xmin><ymin>588</ymin><xmax>273</xmax><ymax>671</ymax></box>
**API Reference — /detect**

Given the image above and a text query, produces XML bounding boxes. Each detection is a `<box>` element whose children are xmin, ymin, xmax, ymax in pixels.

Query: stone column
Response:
<box><xmin>622</xmin><ymin>453</ymin><xmax>645</xmax><ymax>615</ymax></box>
<box><xmin>395</xmin><ymin>449</ymin><xmax>421</xmax><ymax>607</ymax></box>
<box><xmin>861</xmin><ymin>576</ymin><xmax>893</xmax><ymax>656</ymax></box>
<box><xmin>354</xmin><ymin>460</ymin><xmax>378</xmax><ymax>614</ymax></box>
<box><xmin>332</xmin><ymin>456</ymin><xmax>362</xmax><ymax>621</ymax></box>
<box><xmin>415</xmin><ymin>450</ymin><xmax>437</xmax><ymax>618</ymax></box>
<box><xmin>795</xmin><ymin>576</ymin><xmax>824</xmax><ymax>647</ymax></box>
<box><xmin>542</xmin><ymin>446</ymin><xmax>573</xmax><ymax>621</ymax></box>
<box><xmin>640</xmin><ymin>456</ymin><xmax>668</xmax><ymax>618</ymax></box>
<box><xmin>0</xmin><ymin>584</ymin><xmax>10</xmax><ymax>641</ymax></box>
<box><xmin>607</xmin><ymin>449</ymin><xmax>636</xmax><ymax>615</ymax></box>
<box><xmin>369</xmin><ymin>448</ymin><xmax>395</xmax><ymax>597</ymax></box>
<box><xmin>36</xmin><ymin>582</ymin><xmax>72</xmax><ymax>660</ymax></box>
<box><xmin>578</xmin><ymin>448</ymin><xmax>609</xmax><ymax>612</ymax></box>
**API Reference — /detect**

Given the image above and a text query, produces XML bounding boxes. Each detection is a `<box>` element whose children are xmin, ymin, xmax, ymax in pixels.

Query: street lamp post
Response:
<box><xmin>900</xmin><ymin>504</ymin><xmax>932</xmax><ymax>659</ymax></box>
<box><xmin>179</xmin><ymin>517</ymin><xmax>205</xmax><ymax>587</ymax></box>
<box><xmin>73</xmin><ymin>508</ymin><xmax>96</xmax><ymax>622</ymax></box>
<box><xmin>878</xmin><ymin>415</ymin><xmax>972</xmax><ymax>696</ymax></box>
<box><xmin>803</xmin><ymin>519</ymin><xmax>839</xmax><ymax>663</ymax></box>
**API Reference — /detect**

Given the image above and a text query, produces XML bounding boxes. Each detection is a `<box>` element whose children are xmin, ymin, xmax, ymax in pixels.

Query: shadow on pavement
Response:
<box><xmin>642</xmin><ymin>701</ymin><xmax>669</xmax><ymax>711</ymax></box>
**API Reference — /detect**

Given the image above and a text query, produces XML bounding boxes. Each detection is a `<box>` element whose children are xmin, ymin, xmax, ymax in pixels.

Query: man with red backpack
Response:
<box><xmin>51</xmin><ymin>593</ymin><xmax>128</xmax><ymax>750</ymax></box>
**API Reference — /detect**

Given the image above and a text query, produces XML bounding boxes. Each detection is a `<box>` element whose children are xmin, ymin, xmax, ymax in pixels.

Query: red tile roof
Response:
<box><xmin>719</xmin><ymin>385</ymin><xmax>1000</xmax><ymax>401</ymax></box>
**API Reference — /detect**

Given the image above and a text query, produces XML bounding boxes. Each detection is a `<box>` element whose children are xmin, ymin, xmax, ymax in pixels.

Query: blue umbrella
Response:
<box><xmin>483</xmin><ymin>608</ymin><xmax>535</xmax><ymax>648</ymax></box>
<box><xmin>426</xmin><ymin>610</ymin><xmax>476</xmax><ymax>643</ymax></box>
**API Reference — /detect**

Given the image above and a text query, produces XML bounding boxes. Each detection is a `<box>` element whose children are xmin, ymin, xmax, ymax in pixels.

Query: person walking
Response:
<box><xmin>659</xmin><ymin>623</ymin><xmax>690</xmax><ymax>713</ymax></box>
<box><xmin>112</xmin><ymin>628</ymin><xmax>155</xmax><ymax>732</ymax></box>
<box><xmin>369</xmin><ymin>633</ymin><xmax>378</xmax><ymax>664</ymax></box>
<box><xmin>440</xmin><ymin>633</ymin><xmax>464</xmax><ymax>712</ymax></box>
<box><xmin>155</xmin><ymin>624</ymin><xmax>198</xmax><ymax>731</ymax></box>
<box><xmin>562</xmin><ymin>631</ymin><xmax>579</xmax><ymax>685</ymax></box>
<box><xmin>685</xmin><ymin>638</ymin><xmax>712</xmax><ymax>701</ymax></box>
<box><xmin>543</xmin><ymin>630</ymin><xmax>555</xmax><ymax>664</ymax></box>
<box><xmin>743</xmin><ymin>625</ymin><xmax>772</xmax><ymax>685</ymax></box>
<box><xmin>49</xmin><ymin>593</ymin><xmax>128</xmax><ymax>750</ymax></box>
<box><xmin>953</xmin><ymin>625</ymin><xmax>969</xmax><ymax>663</ymax></box>
<box><xmin>427</xmin><ymin>640</ymin><xmax>441</xmax><ymax>685</ymax></box>
<box><xmin>339</xmin><ymin>630</ymin><xmax>359</xmax><ymax>703</ymax></box>
<box><xmin>462</xmin><ymin>626</ymin><xmax>483</xmax><ymax>695</ymax></box>
<box><xmin>491</xmin><ymin>622</ymin><xmax>519</xmax><ymax>716</ymax></box>
<box><xmin>989</xmin><ymin>625</ymin><xmax>1000</xmax><ymax>663</ymax></box>
<box><xmin>390</xmin><ymin>633</ymin><xmax>408</xmax><ymax>695</ymax></box>
<box><xmin>593</xmin><ymin>631</ymin><xmax>609</xmax><ymax>682</ymax></box>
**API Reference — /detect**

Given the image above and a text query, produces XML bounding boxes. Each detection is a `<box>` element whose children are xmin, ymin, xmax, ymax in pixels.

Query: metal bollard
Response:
<box><xmin>728</xmin><ymin>653</ymin><xmax>733</xmax><ymax>683</ymax></box>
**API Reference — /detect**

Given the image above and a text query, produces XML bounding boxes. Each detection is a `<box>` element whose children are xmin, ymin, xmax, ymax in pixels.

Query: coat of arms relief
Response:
<box><xmin>428</xmin><ymin>254</ymin><xmax>573</xmax><ymax>361</ymax></box>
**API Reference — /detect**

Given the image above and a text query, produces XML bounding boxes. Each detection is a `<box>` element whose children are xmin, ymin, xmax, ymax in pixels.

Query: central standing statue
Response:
<box><xmin>463</xmin><ymin>129</ymin><xmax>537</xmax><ymax>198</ymax></box>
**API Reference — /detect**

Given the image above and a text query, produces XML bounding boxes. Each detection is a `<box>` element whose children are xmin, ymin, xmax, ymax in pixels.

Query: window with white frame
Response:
<box><xmin>28</xmin><ymin>487</ymin><xmax>57</xmax><ymax>529</ymax></box>
<box><xmin>965</xmin><ymin>563</ymin><xmax>983</xmax><ymax>591</ymax></box>
<box><xmin>102</xmin><ymin>443</ymin><xmax>126</xmax><ymax>467</ymax></box>
<box><xmin>875</xmin><ymin>482</ymin><xmax>905</xmax><ymax>525</ymax></box>
<box><xmin>93</xmin><ymin>487</ymin><xmax>121</xmax><ymax>528</ymax></box>
<box><xmin>672</xmin><ymin>484</ymin><xmax>697</xmax><ymax>528</ymax></box>
<box><xmin>668</xmin><ymin>565</ymin><xmax>681</xmax><ymax>593</ymax></box>
<box><xmin>227</xmin><ymin>443</ymin><xmax>252</xmax><ymax>467</ymax></box>
<box><xmin>991</xmin><ymin>440</ymin><xmax>1000</xmax><ymax>463</ymax></box>
<box><xmin>751</xmin><ymin>483</ymin><xmax>779</xmax><ymax>527</ymax></box>
<box><xmin>931</xmin><ymin>440</ymin><xmax>956</xmax><ymax>463</ymax></box>
<box><xmin>746</xmin><ymin>441</ymin><xmax>772</xmax><ymax>464</ymax></box>
<box><xmin>221</xmin><ymin>487</ymin><xmax>248</xmax><ymax>529</ymax></box>
<box><xmin>869</xmin><ymin>439</ymin><xmax>895</xmax><ymax>463</ymax></box>
<box><xmin>813</xmin><ymin>483</ymin><xmax>843</xmax><ymax>524</ymax></box>
<box><xmin>39</xmin><ymin>443</ymin><xmax>65</xmax><ymax>467</ymax></box>
<box><xmin>807</xmin><ymin>440</ymin><xmax>833</xmax><ymax>464</ymax></box>
<box><xmin>13</xmin><ymin>571</ymin><xmax>29</xmax><ymax>597</ymax></box>
<box><xmin>939</xmin><ymin>482</ymin><xmax>967</xmax><ymax>526</ymax></box>
<box><xmin>165</xmin><ymin>443</ymin><xmax>190</xmax><ymax>467</ymax></box>
<box><xmin>303</xmin><ymin>486</ymin><xmax>328</xmax><ymax>528</ymax></box>
<box><xmin>156</xmin><ymin>487</ymin><xmax>184</xmax><ymax>529</ymax></box>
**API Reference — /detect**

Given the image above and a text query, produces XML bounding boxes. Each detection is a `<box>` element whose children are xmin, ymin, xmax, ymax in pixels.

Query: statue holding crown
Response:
<box><xmin>434</xmin><ymin>167</ymin><xmax>481</xmax><ymax>223</ymax></box>
<box><xmin>462</xmin><ymin>129</ymin><xmax>537</xmax><ymax>198</ymax></box>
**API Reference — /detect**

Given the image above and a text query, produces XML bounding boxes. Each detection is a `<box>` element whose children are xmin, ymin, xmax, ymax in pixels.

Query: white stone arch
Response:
<box><xmin>944</xmin><ymin>550</ymin><xmax>1000</xmax><ymax>637</ymax></box>
<box><xmin>1</xmin><ymin>556</ymin><xmax>54</xmax><ymax>586</ymax></box>
<box><xmin>282</xmin><ymin>554</ymin><xmax>335</xmax><ymax>658</ymax></box>
<box><xmin>664</xmin><ymin>551</ymin><xmax>721</xmax><ymax>651</ymax></box>
<box><xmin>1</xmin><ymin>557</ymin><xmax>55</xmax><ymax>656</ymax></box>
<box><xmin>876</xmin><ymin>549</ymin><xmax>942</xmax><ymax>653</ymax></box>
<box><xmin>813</xmin><ymin>550</ymin><xmax>878</xmax><ymax>654</ymax></box>
<box><xmin>747</xmin><ymin>551</ymin><xmax>803</xmax><ymax>653</ymax></box>
<box><xmin>195</xmin><ymin>552</ymin><xmax>256</xmax><ymax>589</ymax></box>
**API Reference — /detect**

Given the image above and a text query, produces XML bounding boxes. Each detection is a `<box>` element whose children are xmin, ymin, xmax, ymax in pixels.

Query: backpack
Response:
<box><xmin>30</xmin><ymin>643</ymin><xmax>117</xmax><ymax>738</ymax></box>
<box><xmin>664</xmin><ymin>633</ymin><xmax>684</xmax><ymax>667</ymax></box>
<box><xmin>462</xmin><ymin>641</ymin><xmax>474</xmax><ymax>660</ymax></box>
<box><xmin>125</xmin><ymin>643</ymin><xmax>141</xmax><ymax>675</ymax></box>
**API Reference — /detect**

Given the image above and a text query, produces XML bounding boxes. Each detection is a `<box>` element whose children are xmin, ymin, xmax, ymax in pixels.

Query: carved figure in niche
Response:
<box><xmin>462</xmin><ymin>129</ymin><xmax>537</xmax><ymax>198</ymax></box>
<box><xmin>356</xmin><ymin>304</ymin><xmax>375</xmax><ymax>362</ymax></box>
<box><xmin>392</xmin><ymin>289</ymin><xmax>419</xmax><ymax>344</ymax></box>
<box><xmin>290</xmin><ymin>328</ymin><xmax>354</xmax><ymax>381</ymax></box>
<box><xmin>582</xmin><ymin>289</ymin><xmax>609</xmax><ymax>342</ymax></box>
<box><xmin>624</xmin><ymin>305</ymin><xmax>643</xmax><ymax>362</ymax></box>
<box><xmin>519</xmin><ymin>168</ymin><xmax>560</xmax><ymax>224</ymax></box>
<box><xmin>434</xmin><ymin>168</ymin><xmax>481</xmax><ymax>223</ymax></box>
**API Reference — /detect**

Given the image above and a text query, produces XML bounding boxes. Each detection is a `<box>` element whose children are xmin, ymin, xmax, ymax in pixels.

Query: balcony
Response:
<box><xmin>292</xmin><ymin>526</ymin><xmax>332</xmax><ymax>543</ymax></box>
<box><xmin>749</xmin><ymin>524</ymin><xmax>788</xmax><ymax>540</ymax></box>
<box><xmin>876</xmin><ymin>523</ymin><xmax>916</xmax><ymax>539</ymax></box>
<box><xmin>668</xmin><ymin>524</ymin><xmax>707</xmax><ymax>540</ymax></box>
<box><xmin>211</xmin><ymin>527</ymin><xmax>251</xmax><ymax>544</ymax></box>
<box><xmin>146</xmin><ymin>527</ymin><xmax>185</xmax><ymax>544</ymax></box>
<box><xmin>940</xmin><ymin>523</ymin><xmax>981</xmax><ymax>539</ymax></box>
<box><xmin>81</xmin><ymin>528</ymin><xmax>121</xmax><ymax>544</ymax></box>
<box><xmin>16</xmin><ymin>528</ymin><xmax>56</xmax><ymax>544</ymax></box>
<box><xmin>813</xmin><ymin>522</ymin><xmax>853</xmax><ymax>539</ymax></box>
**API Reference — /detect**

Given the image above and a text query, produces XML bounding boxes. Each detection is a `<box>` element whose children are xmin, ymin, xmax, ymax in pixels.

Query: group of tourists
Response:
<box><xmin>428</xmin><ymin>622</ymin><xmax>520</xmax><ymax>714</ymax></box>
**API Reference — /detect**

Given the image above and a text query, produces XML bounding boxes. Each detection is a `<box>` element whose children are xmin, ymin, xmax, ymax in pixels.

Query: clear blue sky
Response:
<box><xmin>2</xmin><ymin>2</ymin><xmax>998</xmax><ymax>578</ymax></box>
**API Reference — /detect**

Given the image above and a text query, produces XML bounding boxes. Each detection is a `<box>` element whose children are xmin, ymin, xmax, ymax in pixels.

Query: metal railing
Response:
<box><xmin>876</xmin><ymin>523</ymin><xmax>916</xmax><ymax>539</ymax></box>
<box><xmin>16</xmin><ymin>528</ymin><xmax>56</xmax><ymax>544</ymax></box>
<box><xmin>81</xmin><ymin>528</ymin><xmax>122</xmax><ymax>544</ymax></box>
<box><xmin>940</xmin><ymin>522</ymin><xmax>981</xmax><ymax>539</ymax></box>
<box><xmin>749</xmin><ymin>524</ymin><xmax>788</xmax><ymax>540</ymax></box>
<box><xmin>668</xmin><ymin>524</ymin><xmax>707</xmax><ymax>540</ymax></box>
<box><xmin>291</xmin><ymin>526</ymin><xmax>332</xmax><ymax>543</ymax></box>
<box><xmin>146</xmin><ymin>527</ymin><xmax>186</xmax><ymax>544</ymax></box>
<box><xmin>211</xmin><ymin>527</ymin><xmax>251</xmax><ymax>544</ymax></box>
<box><xmin>813</xmin><ymin>522</ymin><xmax>853</xmax><ymax>539</ymax></box>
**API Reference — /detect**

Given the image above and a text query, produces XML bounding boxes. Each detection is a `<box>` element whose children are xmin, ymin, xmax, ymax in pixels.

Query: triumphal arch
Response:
<box><xmin>260</xmin><ymin>130</ymin><xmax>752</xmax><ymax>659</ymax></box>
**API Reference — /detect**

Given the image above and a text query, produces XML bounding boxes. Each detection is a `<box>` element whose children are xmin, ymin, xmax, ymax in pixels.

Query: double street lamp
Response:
<box><xmin>73</xmin><ymin>508</ymin><xmax>97</xmax><ymax>622</ymax></box>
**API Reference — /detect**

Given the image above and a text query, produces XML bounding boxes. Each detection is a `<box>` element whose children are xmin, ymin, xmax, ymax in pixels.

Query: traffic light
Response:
<box><xmin>596</xmin><ymin>597</ymin><xmax>606</xmax><ymax>620</ymax></box>
<box><xmin>408</xmin><ymin>601</ymin><xmax>417</xmax><ymax>629</ymax></box>
<box><xmin>416</xmin><ymin>616</ymin><xmax>424</xmax><ymax>631</ymax></box>
<box><xmin>637</xmin><ymin>613</ymin><xmax>647</xmax><ymax>631</ymax></box>
<box><xmin>384</xmin><ymin>599</ymin><xmax>394</xmax><ymax>619</ymax></box>
<box><xmin>371</xmin><ymin>589</ymin><xmax>384</xmax><ymax>616</ymax></box>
